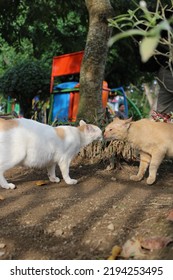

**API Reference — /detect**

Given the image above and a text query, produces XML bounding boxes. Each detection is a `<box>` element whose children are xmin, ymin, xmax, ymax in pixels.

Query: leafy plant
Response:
<box><xmin>109</xmin><ymin>1</ymin><xmax>173</xmax><ymax>65</ymax></box>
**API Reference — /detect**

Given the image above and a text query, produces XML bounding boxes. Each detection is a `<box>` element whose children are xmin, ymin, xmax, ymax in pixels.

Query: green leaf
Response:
<box><xmin>108</xmin><ymin>29</ymin><xmax>146</xmax><ymax>47</ymax></box>
<box><xmin>139</xmin><ymin>35</ymin><xmax>160</xmax><ymax>62</ymax></box>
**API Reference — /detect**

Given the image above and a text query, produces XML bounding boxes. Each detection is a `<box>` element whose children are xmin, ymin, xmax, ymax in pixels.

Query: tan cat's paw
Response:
<box><xmin>146</xmin><ymin>177</ymin><xmax>155</xmax><ymax>185</ymax></box>
<box><xmin>130</xmin><ymin>175</ymin><xmax>142</xmax><ymax>182</ymax></box>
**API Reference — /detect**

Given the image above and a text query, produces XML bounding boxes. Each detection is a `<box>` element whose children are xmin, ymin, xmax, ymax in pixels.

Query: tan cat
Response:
<box><xmin>104</xmin><ymin>117</ymin><xmax>173</xmax><ymax>185</ymax></box>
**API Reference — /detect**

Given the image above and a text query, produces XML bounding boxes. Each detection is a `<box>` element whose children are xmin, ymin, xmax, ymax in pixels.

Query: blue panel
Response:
<box><xmin>52</xmin><ymin>93</ymin><xmax>70</xmax><ymax>121</ymax></box>
<box><xmin>54</xmin><ymin>81</ymin><xmax>78</xmax><ymax>90</ymax></box>
<box><xmin>52</xmin><ymin>81</ymin><xmax>78</xmax><ymax>122</ymax></box>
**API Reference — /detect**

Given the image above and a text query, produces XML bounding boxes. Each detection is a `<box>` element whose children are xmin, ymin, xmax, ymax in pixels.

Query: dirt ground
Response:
<box><xmin>0</xmin><ymin>157</ymin><xmax>173</xmax><ymax>260</ymax></box>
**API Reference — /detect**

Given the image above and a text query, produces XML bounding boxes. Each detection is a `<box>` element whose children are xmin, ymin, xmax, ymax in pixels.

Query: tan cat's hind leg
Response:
<box><xmin>130</xmin><ymin>152</ymin><xmax>151</xmax><ymax>182</ymax></box>
<box><xmin>147</xmin><ymin>151</ymin><xmax>165</xmax><ymax>185</ymax></box>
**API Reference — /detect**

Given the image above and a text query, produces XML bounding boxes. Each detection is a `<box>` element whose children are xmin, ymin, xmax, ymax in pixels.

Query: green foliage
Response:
<box><xmin>0</xmin><ymin>1</ymin><xmax>88</xmax><ymax>117</ymax></box>
<box><xmin>0</xmin><ymin>0</ymin><xmax>169</xmax><ymax>120</ymax></box>
<box><xmin>108</xmin><ymin>0</ymin><xmax>173</xmax><ymax>63</ymax></box>
<box><xmin>0</xmin><ymin>37</ymin><xmax>33</xmax><ymax>75</ymax></box>
<box><xmin>0</xmin><ymin>60</ymin><xmax>50</xmax><ymax>117</ymax></box>
<box><xmin>127</xmin><ymin>85</ymin><xmax>150</xmax><ymax>119</ymax></box>
<box><xmin>0</xmin><ymin>0</ymin><xmax>87</xmax><ymax>60</ymax></box>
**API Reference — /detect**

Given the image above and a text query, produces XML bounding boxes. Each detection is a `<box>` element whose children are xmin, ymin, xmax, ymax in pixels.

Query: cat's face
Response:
<box><xmin>104</xmin><ymin>117</ymin><xmax>132</xmax><ymax>141</ymax></box>
<box><xmin>88</xmin><ymin>124</ymin><xmax>103</xmax><ymax>141</ymax></box>
<box><xmin>79</xmin><ymin>120</ymin><xmax>102</xmax><ymax>142</ymax></box>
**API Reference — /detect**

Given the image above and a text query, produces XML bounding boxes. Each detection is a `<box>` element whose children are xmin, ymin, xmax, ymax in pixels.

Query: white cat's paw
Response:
<box><xmin>2</xmin><ymin>183</ymin><xmax>16</xmax><ymax>189</ymax></box>
<box><xmin>49</xmin><ymin>176</ymin><xmax>60</xmax><ymax>183</ymax></box>
<box><xmin>65</xmin><ymin>179</ymin><xmax>78</xmax><ymax>185</ymax></box>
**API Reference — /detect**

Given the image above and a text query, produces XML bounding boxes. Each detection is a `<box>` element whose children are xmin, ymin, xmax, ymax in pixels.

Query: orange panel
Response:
<box><xmin>68</xmin><ymin>83</ymin><xmax>80</xmax><ymax>122</ymax></box>
<box><xmin>68</xmin><ymin>82</ymin><xmax>110</xmax><ymax>122</ymax></box>
<box><xmin>102</xmin><ymin>81</ymin><xmax>110</xmax><ymax>108</ymax></box>
<box><xmin>69</xmin><ymin>92</ymin><xmax>74</xmax><ymax>121</ymax></box>
<box><xmin>71</xmin><ymin>92</ymin><xmax>80</xmax><ymax>122</ymax></box>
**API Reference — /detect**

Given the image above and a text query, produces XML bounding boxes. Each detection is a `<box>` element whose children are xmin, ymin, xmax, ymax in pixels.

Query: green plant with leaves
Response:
<box><xmin>109</xmin><ymin>0</ymin><xmax>173</xmax><ymax>66</ymax></box>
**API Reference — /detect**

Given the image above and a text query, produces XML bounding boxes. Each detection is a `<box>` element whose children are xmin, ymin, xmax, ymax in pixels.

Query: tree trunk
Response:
<box><xmin>78</xmin><ymin>0</ymin><xmax>114</xmax><ymax>124</ymax></box>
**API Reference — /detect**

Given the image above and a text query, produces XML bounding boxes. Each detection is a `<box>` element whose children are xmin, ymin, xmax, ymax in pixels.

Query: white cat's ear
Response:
<box><xmin>86</xmin><ymin>124</ymin><xmax>95</xmax><ymax>133</ymax></box>
<box><xmin>79</xmin><ymin>120</ymin><xmax>86</xmax><ymax>126</ymax></box>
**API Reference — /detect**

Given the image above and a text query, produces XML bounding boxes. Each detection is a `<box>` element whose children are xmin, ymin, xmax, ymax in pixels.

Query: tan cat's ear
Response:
<box><xmin>113</xmin><ymin>117</ymin><xmax>120</xmax><ymax>121</ymax></box>
<box><xmin>124</xmin><ymin>117</ymin><xmax>132</xmax><ymax>124</ymax></box>
<box><xmin>123</xmin><ymin>117</ymin><xmax>132</xmax><ymax>129</ymax></box>
<box><xmin>79</xmin><ymin>120</ymin><xmax>86</xmax><ymax>126</ymax></box>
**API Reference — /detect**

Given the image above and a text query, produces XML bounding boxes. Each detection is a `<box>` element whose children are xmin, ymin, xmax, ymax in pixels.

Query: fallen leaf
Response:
<box><xmin>0</xmin><ymin>244</ymin><xmax>6</xmax><ymax>249</ymax></box>
<box><xmin>107</xmin><ymin>245</ymin><xmax>122</xmax><ymax>260</ymax></box>
<box><xmin>54</xmin><ymin>229</ymin><xmax>64</xmax><ymax>237</ymax></box>
<box><xmin>140</xmin><ymin>236</ymin><xmax>173</xmax><ymax>250</ymax></box>
<box><xmin>107</xmin><ymin>255</ymin><xmax>115</xmax><ymax>260</ymax></box>
<box><xmin>167</xmin><ymin>210</ymin><xmax>173</xmax><ymax>221</ymax></box>
<box><xmin>121</xmin><ymin>238</ymin><xmax>145</xmax><ymax>259</ymax></box>
<box><xmin>36</xmin><ymin>180</ymin><xmax>49</xmax><ymax>186</ymax></box>
<box><xmin>112</xmin><ymin>245</ymin><xmax>121</xmax><ymax>258</ymax></box>
<box><xmin>0</xmin><ymin>195</ymin><xmax>5</xmax><ymax>201</ymax></box>
<box><xmin>107</xmin><ymin>223</ymin><xmax>115</xmax><ymax>231</ymax></box>
<box><xmin>0</xmin><ymin>250</ymin><xmax>5</xmax><ymax>257</ymax></box>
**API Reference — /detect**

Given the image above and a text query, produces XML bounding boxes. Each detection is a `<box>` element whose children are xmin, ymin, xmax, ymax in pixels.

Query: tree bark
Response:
<box><xmin>78</xmin><ymin>0</ymin><xmax>114</xmax><ymax>124</ymax></box>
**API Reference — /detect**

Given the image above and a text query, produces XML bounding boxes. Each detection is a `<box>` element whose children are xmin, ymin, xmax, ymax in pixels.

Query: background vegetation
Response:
<box><xmin>0</xmin><ymin>0</ymin><xmax>171</xmax><ymax>119</ymax></box>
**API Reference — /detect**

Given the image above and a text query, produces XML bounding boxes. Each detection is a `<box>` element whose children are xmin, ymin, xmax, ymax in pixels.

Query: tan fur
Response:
<box><xmin>54</xmin><ymin>127</ymin><xmax>65</xmax><ymax>139</ymax></box>
<box><xmin>104</xmin><ymin>118</ymin><xmax>173</xmax><ymax>185</ymax></box>
<box><xmin>0</xmin><ymin>118</ymin><xmax>18</xmax><ymax>131</ymax></box>
<box><xmin>78</xmin><ymin>125</ymin><xmax>86</xmax><ymax>132</ymax></box>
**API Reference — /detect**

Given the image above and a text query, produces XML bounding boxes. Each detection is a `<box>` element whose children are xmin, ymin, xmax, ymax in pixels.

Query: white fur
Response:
<box><xmin>0</xmin><ymin>118</ymin><xmax>102</xmax><ymax>189</ymax></box>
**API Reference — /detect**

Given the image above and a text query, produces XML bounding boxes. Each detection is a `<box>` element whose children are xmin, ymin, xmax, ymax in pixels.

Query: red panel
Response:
<box><xmin>50</xmin><ymin>51</ymin><xmax>84</xmax><ymax>93</ymax></box>
<box><xmin>51</xmin><ymin>51</ymin><xmax>84</xmax><ymax>77</ymax></box>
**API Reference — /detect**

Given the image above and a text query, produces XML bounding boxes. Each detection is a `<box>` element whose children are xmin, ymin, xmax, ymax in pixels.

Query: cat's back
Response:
<box><xmin>0</xmin><ymin>118</ymin><xmax>55</xmax><ymax>143</ymax></box>
<box><xmin>0</xmin><ymin>118</ymin><xmax>19</xmax><ymax>132</ymax></box>
<box><xmin>134</xmin><ymin>118</ymin><xmax>173</xmax><ymax>134</ymax></box>
<box><xmin>131</xmin><ymin>118</ymin><xmax>173</xmax><ymax>143</ymax></box>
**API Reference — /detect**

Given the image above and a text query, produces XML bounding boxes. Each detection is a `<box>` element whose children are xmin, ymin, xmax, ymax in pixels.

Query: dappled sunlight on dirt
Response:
<box><xmin>0</xmin><ymin>161</ymin><xmax>173</xmax><ymax>260</ymax></box>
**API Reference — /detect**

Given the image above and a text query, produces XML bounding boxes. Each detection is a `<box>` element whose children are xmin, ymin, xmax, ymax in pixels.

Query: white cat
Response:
<box><xmin>0</xmin><ymin>118</ymin><xmax>102</xmax><ymax>189</ymax></box>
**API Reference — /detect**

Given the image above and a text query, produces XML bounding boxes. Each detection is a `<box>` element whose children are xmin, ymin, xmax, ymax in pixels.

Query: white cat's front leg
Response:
<box><xmin>59</xmin><ymin>160</ymin><xmax>77</xmax><ymax>185</ymax></box>
<box><xmin>47</xmin><ymin>164</ymin><xmax>60</xmax><ymax>183</ymax></box>
<box><xmin>0</xmin><ymin>173</ymin><xmax>16</xmax><ymax>189</ymax></box>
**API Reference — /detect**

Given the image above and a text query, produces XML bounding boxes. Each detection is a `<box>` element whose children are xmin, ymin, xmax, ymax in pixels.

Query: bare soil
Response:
<box><xmin>0</xmin><ymin>158</ymin><xmax>173</xmax><ymax>260</ymax></box>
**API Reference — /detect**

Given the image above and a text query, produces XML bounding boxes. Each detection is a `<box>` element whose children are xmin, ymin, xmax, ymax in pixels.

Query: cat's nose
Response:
<box><xmin>103</xmin><ymin>131</ymin><xmax>107</xmax><ymax>138</ymax></box>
